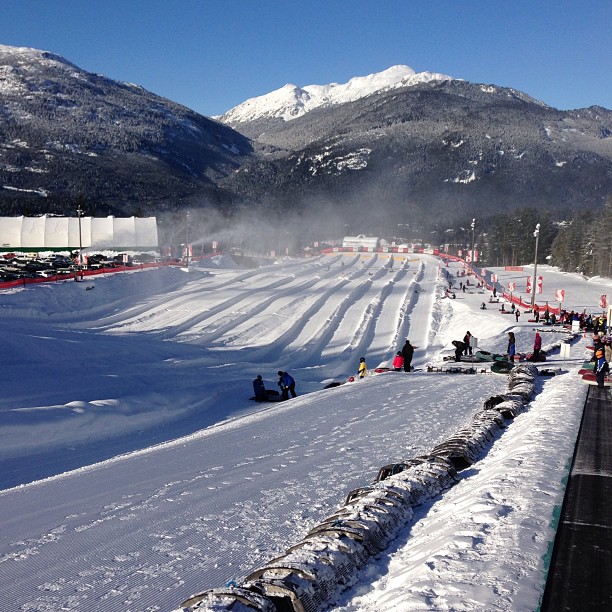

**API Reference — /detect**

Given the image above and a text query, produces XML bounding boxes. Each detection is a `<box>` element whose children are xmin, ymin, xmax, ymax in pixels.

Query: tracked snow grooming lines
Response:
<box><xmin>181</xmin><ymin>365</ymin><xmax>539</xmax><ymax>612</ymax></box>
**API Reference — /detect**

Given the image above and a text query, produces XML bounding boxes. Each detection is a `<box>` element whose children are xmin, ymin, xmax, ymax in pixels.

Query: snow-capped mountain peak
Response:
<box><xmin>219</xmin><ymin>64</ymin><xmax>453</xmax><ymax>124</ymax></box>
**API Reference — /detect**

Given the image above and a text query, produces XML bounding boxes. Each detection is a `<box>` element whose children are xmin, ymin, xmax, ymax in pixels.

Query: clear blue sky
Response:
<box><xmin>2</xmin><ymin>0</ymin><xmax>610</xmax><ymax>116</ymax></box>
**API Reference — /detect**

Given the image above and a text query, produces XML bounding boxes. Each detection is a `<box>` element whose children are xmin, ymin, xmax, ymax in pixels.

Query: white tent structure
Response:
<box><xmin>342</xmin><ymin>234</ymin><xmax>380</xmax><ymax>250</ymax></box>
<box><xmin>0</xmin><ymin>216</ymin><xmax>158</xmax><ymax>252</ymax></box>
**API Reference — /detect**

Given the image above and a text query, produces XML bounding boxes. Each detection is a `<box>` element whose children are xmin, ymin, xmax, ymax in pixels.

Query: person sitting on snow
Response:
<box><xmin>392</xmin><ymin>351</ymin><xmax>404</xmax><ymax>372</ymax></box>
<box><xmin>253</xmin><ymin>375</ymin><xmax>267</xmax><ymax>402</ymax></box>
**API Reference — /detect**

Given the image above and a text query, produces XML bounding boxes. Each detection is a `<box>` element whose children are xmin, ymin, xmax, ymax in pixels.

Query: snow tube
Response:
<box><xmin>582</xmin><ymin>372</ymin><xmax>611</xmax><ymax>387</ymax></box>
<box><xmin>578</xmin><ymin>361</ymin><xmax>595</xmax><ymax>375</ymax></box>
<box><xmin>475</xmin><ymin>350</ymin><xmax>496</xmax><ymax>362</ymax></box>
<box><xmin>491</xmin><ymin>360</ymin><xmax>514</xmax><ymax>374</ymax></box>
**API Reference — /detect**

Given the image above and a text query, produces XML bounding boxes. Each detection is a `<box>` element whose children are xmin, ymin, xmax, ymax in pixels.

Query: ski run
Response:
<box><xmin>0</xmin><ymin>252</ymin><xmax>610</xmax><ymax>611</ymax></box>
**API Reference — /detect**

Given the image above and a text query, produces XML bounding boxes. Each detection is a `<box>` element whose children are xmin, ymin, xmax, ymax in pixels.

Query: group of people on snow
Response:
<box><xmin>252</xmin><ymin>370</ymin><xmax>297</xmax><ymax>401</ymax></box>
<box><xmin>391</xmin><ymin>339</ymin><xmax>414</xmax><ymax>372</ymax></box>
<box><xmin>360</xmin><ymin>338</ymin><xmax>415</xmax><ymax>378</ymax></box>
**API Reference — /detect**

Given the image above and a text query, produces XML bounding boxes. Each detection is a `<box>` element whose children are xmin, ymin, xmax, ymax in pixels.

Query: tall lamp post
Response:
<box><xmin>76</xmin><ymin>203</ymin><xmax>84</xmax><ymax>268</ymax></box>
<box><xmin>181</xmin><ymin>210</ymin><xmax>191</xmax><ymax>270</ymax></box>
<box><xmin>531</xmin><ymin>223</ymin><xmax>540</xmax><ymax>310</ymax></box>
<box><xmin>470</xmin><ymin>218</ymin><xmax>476</xmax><ymax>270</ymax></box>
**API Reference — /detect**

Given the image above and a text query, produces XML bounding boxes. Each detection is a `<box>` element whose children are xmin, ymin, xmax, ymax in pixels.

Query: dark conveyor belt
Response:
<box><xmin>540</xmin><ymin>385</ymin><xmax>612</xmax><ymax>611</ymax></box>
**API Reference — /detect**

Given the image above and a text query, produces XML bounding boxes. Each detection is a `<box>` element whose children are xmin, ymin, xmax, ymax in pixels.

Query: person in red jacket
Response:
<box><xmin>392</xmin><ymin>352</ymin><xmax>404</xmax><ymax>371</ymax></box>
<box><xmin>533</xmin><ymin>332</ymin><xmax>542</xmax><ymax>360</ymax></box>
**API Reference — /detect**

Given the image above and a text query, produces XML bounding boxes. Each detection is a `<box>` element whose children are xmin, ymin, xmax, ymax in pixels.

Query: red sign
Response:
<box><xmin>527</xmin><ymin>276</ymin><xmax>543</xmax><ymax>294</ymax></box>
<box><xmin>508</xmin><ymin>282</ymin><xmax>516</xmax><ymax>292</ymax></box>
<box><xmin>556</xmin><ymin>289</ymin><xmax>565</xmax><ymax>302</ymax></box>
<box><xmin>601</xmin><ymin>294</ymin><xmax>608</xmax><ymax>308</ymax></box>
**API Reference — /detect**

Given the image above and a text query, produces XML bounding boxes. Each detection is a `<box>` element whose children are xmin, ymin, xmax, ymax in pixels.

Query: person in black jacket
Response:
<box><xmin>252</xmin><ymin>375</ymin><xmax>266</xmax><ymax>401</ymax></box>
<box><xmin>401</xmin><ymin>340</ymin><xmax>414</xmax><ymax>372</ymax></box>
<box><xmin>452</xmin><ymin>340</ymin><xmax>467</xmax><ymax>362</ymax></box>
<box><xmin>463</xmin><ymin>331</ymin><xmax>472</xmax><ymax>356</ymax></box>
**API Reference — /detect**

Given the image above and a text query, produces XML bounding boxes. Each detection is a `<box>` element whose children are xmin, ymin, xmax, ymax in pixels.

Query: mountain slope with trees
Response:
<box><xmin>0</xmin><ymin>45</ymin><xmax>252</xmax><ymax>216</ymax></box>
<box><xmin>220</xmin><ymin>79</ymin><xmax>612</xmax><ymax>232</ymax></box>
<box><xmin>1</xmin><ymin>46</ymin><xmax>610</xmax><ymax>276</ymax></box>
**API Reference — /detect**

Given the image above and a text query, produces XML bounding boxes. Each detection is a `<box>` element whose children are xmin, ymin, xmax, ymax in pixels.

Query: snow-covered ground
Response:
<box><xmin>0</xmin><ymin>253</ymin><xmax>609</xmax><ymax>611</ymax></box>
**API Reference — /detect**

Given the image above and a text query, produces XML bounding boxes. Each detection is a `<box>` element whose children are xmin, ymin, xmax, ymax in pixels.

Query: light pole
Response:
<box><xmin>76</xmin><ymin>204</ymin><xmax>84</xmax><ymax>268</ymax></box>
<box><xmin>531</xmin><ymin>223</ymin><xmax>540</xmax><ymax>309</ymax></box>
<box><xmin>470</xmin><ymin>218</ymin><xmax>475</xmax><ymax>270</ymax></box>
<box><xmin>185</xmin><ymin>210</ymin><xmax>191</xmax><ymax>268</ymax></box>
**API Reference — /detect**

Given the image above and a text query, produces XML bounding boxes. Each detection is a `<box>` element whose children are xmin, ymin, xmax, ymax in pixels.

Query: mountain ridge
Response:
<box><xmin>217</xmin><ymin>64</ymin><xmax>454</xmax><ymax>130</ymax></box>
<box><xmin>0</xmin><ymin>44</ymin><xmax>610</xmax><ymax>233</ymax></box>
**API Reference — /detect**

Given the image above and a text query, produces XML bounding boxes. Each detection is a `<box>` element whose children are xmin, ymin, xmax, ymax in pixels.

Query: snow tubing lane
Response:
<box><xmin>180</xmin><ymin>361</ymin><xmax>545</xmax><ymax>612</ymax></box>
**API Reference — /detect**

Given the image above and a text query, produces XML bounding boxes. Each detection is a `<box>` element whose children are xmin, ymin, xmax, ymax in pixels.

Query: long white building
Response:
<box><xmin>0</xmin><ymin>216</ymin><xmax>158</xmax><ymax>252</ymax></box>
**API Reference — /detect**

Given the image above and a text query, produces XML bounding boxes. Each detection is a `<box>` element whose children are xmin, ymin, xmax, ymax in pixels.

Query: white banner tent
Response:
<box><xmin>0</xmin><ymin>216</ymin><xmax>158</xmax><ymax>251</ymax></box>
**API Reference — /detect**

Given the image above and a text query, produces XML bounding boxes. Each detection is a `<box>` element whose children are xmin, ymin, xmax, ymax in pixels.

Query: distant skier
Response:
<box><xmin>277</xmin><ymin>371</ymin><xmax>297</xmax><ymax>400</ymax></box>
<box><xmin>515</xmin><ymin>309</ymin><xmax>520</xmax><ymax>323</ymax></box>
<box><xmin>401</xmin><ymin>339</ymin><xmax>414</xmax><ymax>372</ymax></box>
<box><xmin>392</xmin><ymin>351</ymin><xmax>404</xmax><ymax>372</ymax></box>
<box><xmin>357</xmin><ymin>357</ymin><xmax>367</xmax><ymax>379</ymax></box>
<box><xmin>252</xmin><ymin>375</ymin><xmax>266</xmax><ymax>402</ymax></box>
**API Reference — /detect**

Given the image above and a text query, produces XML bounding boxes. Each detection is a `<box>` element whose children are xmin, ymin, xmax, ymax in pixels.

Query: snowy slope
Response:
<box><xmin>218</xmin><ymin>65</ymin><xmax>452</xmax><ymax>124</ymax></box>
<box><xmin>0</xmin><ymin>253</ymin><xmax>609</xmax><ymax>611</ymax></box>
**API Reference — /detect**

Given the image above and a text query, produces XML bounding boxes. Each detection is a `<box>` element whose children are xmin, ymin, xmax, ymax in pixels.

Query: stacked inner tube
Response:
<box><xmin>182</xmin><ymin>364</ymin><xmax>539</xmax><ymax>612</ymax></box>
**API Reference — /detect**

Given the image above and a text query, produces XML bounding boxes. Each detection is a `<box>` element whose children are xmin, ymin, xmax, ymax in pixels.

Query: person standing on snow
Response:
<box><xmin>463</xmin><ymin>331</ymin><xmax>472</xmax><ymax>356</ymax></box>
<box><xmin>277</xmin><ymin>370</ymin><xmax>297</xmax><ymax>400</ymax></box>
<box><xmin>594</xmin><ymin>349</ymin><xmax>609</xmax><ymax>389</ymax></box>
<box><xmin>357</xmin><ymin>357</ymin><xmax>367</xmax><ymax>379</ymax></box>
<box><xmin>515</xmin><ymin>309</ymin><xmax>521</xmax><ymax>323</ymax></box>
<box><xmin>392</xmin><ymin>352</ymin><xmax>404</xmax><ymax>371</ymax></box>
<box><xmin>401</xmin><ymin>339</ymin><xmax>414</xmax><ymax>372</ymax></box>
<box><xmin>507</xmin><ymin>332</ymin><xmax>516</xmax><ymax>361</ymax></box>
<box><xmin>533</xmin><ymin>332</ymin><xmax>542</xmax><ymax>361</ymax></box>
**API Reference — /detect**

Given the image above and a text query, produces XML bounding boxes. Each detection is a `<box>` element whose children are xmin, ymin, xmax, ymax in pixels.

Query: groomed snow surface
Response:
<box><xmin>0</xmin><ymin>253</ymin><xmax>609</xmax><ymax>611</ymax></box>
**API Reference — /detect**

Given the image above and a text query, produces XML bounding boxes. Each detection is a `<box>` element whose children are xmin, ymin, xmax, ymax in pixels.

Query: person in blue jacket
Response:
<box><xmin>278</xmin><ymin>370</ymin><xmax>297</xmax><ymax>400</ymax></box>
<box><xmin>594</xmin><ymin>349</ymin><xmax>609</xmax><ymax>389</ymax></box>
<box><xmin>507</xmin><ymin>331</ymin><xmax>516</xmax><ymax>360</ymax></box>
